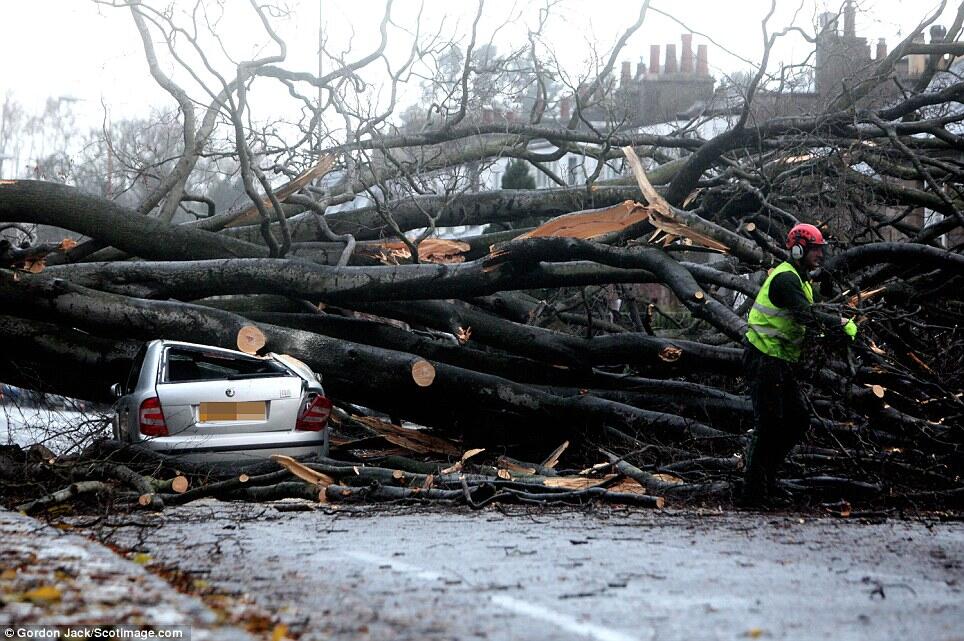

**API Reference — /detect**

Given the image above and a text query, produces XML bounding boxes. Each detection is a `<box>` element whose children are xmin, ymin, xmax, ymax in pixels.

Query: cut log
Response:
<box><xmin>411</xmin><ymin>359</ymin><xmax>436</xmax><ymax>387</ymax></box>
<box><xmin>237</xmin><ymin>325</ymin><xmax>267</xmax><ymax>354</ymax></box>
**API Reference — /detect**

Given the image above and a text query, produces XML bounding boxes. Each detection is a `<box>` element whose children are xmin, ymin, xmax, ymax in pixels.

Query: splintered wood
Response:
<box><xmin>516</xmin><ymin>201</ymin><xmax>651</xmax><ymax>240</ymax></box>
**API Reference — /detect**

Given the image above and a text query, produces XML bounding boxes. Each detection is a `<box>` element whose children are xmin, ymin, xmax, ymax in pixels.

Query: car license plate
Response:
<box><xmin>199</xmin><ymin>401</ymin><xmax>266</xmax><ymax>422</ymax></box>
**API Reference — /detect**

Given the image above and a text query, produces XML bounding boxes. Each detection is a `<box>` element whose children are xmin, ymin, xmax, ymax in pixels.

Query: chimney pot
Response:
<box><xmin>649</xmin><ymin>45</ymin><xmax>661</xmax><ymax>76</ymax></box>
<box><xmin>696</xmin><ymin>44</ymin><xmax>709</xmax><ymax>75</ymax></box>
<box><xmin>931</xmin><ymin>25</ymin><xmax>947</xmax><ymax>42</ymax></box>
<box><xmin>680</xmin><ymin>34</ymin><xmax>694</xmax><ymax>74</ymax></box>
<box><xmin>665</xmin><ymin>43</ymin><xmax>678</xmax><ymax>74</ymax></box>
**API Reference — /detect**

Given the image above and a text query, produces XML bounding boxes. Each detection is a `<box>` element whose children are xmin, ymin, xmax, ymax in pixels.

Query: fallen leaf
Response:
<box><xmin>23</xmin><ymin>585</ymin><xmax>61</xmax><ymax>604</ymax></box>
<box><xmin>131</xmin><ymin>552</ymin><xmax>152</xmax><ymax>565</ymax></box>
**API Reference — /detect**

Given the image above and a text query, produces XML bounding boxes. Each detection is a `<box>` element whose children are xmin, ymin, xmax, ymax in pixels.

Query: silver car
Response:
<box><xmin>111</xmin><ymin>340</ymin><xmax>331</xmax><ymax>463</ymax></box>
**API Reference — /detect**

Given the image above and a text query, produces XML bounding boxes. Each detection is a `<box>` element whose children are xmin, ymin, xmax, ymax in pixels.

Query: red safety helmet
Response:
<box><xmin>786</xmin><ymin>223</ymin><xmax>827</xmax><ymax>258</ymax></box>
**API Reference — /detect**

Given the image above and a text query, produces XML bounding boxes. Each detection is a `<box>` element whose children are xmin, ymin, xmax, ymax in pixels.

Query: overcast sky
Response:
<box><xmin>0</xmin><ymin>0</ymin><xmax>955</xmax><ymax>128</ymax></box>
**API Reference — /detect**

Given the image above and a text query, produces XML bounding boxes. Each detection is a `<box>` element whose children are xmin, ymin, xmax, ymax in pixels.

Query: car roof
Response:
<box><xmin>152</xmin><ymin>339</ymin><xmax>258</xmax><ymax>359</ymax></box>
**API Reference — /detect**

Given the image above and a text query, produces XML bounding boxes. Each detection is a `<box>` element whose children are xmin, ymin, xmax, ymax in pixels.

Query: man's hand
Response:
<box><xmin>841</xmin><ymin>317</ymin><xmax>858</xmax><ymax>341</ymax></box>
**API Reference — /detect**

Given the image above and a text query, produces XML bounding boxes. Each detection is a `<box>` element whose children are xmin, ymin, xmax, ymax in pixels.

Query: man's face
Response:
<box><xmin>802</xmin><ymin>245</ymin><xmax>824</xmax><ymax>270</ymax></box>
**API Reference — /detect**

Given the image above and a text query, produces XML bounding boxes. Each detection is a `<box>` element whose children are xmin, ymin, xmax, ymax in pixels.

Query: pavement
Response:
<box><xmin>0</xmin><ymin>509</ymin><xmax>262</xmax><ymax>641</ymax></box>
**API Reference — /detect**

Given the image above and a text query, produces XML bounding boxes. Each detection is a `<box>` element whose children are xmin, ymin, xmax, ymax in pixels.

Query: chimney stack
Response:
<box><xmin>930</xmin><ymin>24</ymin><xmax>947</xmax><ymax>42</ymax></box>
<box><xmin>819</xmin><ymin>12</ymin><xmax>837</xmax><ymax>35</ymax></box>
<box><xmin>876</xmin><ymin>38</ymin><xmax>887</xmax><ymax>60</ymax></box>
<box><xmin>649</xmin><ymin>45</ymin><xmax>661</xmax><ymax>76</ymax></box>
<box><xmin>621</xmin><ymin>61</ymin><xmax>632</xmax><ymax>86</ymax></box>
<box><xmin>560</xmin><ymin>96</ymin><xmax>571</xmax><ymax>121</ymax></box>
<box><xmin>696</xmin><ymin>44</ymin><xmax>709</xmax><ymax>75</ymax></box>
<box><xmin>635</xmin><ymin>58</ymin><xmax>646</xmax><ymax>78</ymax></box>
<box><xmin>844</xmin><ymin>0</ymin><xmax>855</xmax><ymax>38</ymax></box>
<box><xmin>680</xmin><ymin>34</ymin><xmax>694</xmax><ymax>74</ymax></box>
<box><xmin>665</xmin><ymin>43</ymin><xmax>678</xmax><ymax>74</ymax></box>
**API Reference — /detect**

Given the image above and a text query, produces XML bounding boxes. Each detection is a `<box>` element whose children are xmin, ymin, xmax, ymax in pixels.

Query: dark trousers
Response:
<box><xmin>742</xmin><ymin>344</ymin><xmax>809</xmax><ymax>500</ymax></box>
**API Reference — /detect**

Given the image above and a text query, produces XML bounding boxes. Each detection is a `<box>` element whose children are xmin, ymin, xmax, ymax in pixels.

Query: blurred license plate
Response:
<box><xmin>199</xmin><ymin>401</ymin><xmax>266</xmax><ymax>422</ymax></box>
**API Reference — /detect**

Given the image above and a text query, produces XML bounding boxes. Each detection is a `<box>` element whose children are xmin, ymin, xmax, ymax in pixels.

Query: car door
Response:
<box><xmin>154</xmin><ymin>346</ymin><xmax>305</xmax><ymax>437</ymax></box>
<box><xmin>115</xmin><ymin>344</ymin><xmax>149</xmax><ymax>440</ymax></box>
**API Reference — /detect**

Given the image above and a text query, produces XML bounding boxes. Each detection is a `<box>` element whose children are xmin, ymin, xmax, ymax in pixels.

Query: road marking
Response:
<box><xmin>490</xmin><ymin>594</ymin><xmax>640</xmax><ymax>641</ymax></box>
<box><xmin>347</xmin><ymin>550</ymin><xmax>642</xmax><ymax>641</ymax></box>
<box><xmin>345</xmin><ymin>550</ymin><xmax>444</xmax><ymax>581</ymax></box>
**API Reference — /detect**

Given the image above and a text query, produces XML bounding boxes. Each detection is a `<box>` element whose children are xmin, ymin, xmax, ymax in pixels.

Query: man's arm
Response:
<box><xmin>769</xmin><ymin>272</ymin><xmax>854</xmax><ymax>338</ymax></box>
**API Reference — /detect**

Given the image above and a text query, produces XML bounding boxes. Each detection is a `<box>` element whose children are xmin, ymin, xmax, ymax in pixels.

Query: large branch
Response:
<box><xmin>0</xmin><ymin>271</ymin><xmax>732</xmax><ymax>446</ymax></box>
<box><xmin>0</xmin><ymin>181</ymin><xmax>266</xmax><ymax>260</ymax></box>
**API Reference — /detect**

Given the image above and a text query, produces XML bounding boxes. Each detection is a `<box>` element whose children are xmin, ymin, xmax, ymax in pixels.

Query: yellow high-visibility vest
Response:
<box><xmin>745</xmin><ymin>261</ymin><xmax>813</xmax><ymax>362</ymax></box>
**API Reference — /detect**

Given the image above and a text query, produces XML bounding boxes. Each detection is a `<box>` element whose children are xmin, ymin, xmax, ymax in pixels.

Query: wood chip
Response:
<box><xmin>497</xmin><ymin>469</ymin><xmax>511</xmax><ymax>480</ymax></box>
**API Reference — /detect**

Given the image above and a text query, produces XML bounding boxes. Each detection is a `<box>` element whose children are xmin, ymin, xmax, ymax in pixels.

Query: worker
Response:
<box><xmin>740</xmin><ymin>223</ymin><xmax>857</xmax><ymax>507</ymax></box>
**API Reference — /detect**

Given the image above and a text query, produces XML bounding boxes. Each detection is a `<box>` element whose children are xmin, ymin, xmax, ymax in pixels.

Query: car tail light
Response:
<box><xmin>296</xmin><ymin>394</ymin><xmax>332</xmax><ymax>431</ymax></box>
<box><xmin>139</xmin><ymin>397</ymin><xmax>169</xmax><ymax>437</ymax></box>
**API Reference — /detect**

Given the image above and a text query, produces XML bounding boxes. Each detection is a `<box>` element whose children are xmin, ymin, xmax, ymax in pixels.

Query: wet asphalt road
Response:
<box><xmin>88</xmin><ymin>502</ymin><xmax>963</xmax><ymax>641</ymax></box>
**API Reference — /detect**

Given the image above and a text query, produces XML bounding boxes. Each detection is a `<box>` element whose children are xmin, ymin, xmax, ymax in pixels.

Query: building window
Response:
<box><xmin>567</xmin><ymin>156</ymin><xmax>579</xmax><ymax>185</ymax></box>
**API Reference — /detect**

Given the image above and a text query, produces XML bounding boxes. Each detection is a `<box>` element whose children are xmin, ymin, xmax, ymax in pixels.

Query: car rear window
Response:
<box><xmin>165</xmin><ymin>348</ymin><xmax>289</xmax><ymax>383</ymax></box>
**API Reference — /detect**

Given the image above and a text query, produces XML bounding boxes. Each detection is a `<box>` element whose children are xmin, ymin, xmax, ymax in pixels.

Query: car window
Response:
<box><xmin>164</xmin><ymin>348</ymin><xmax>289</xmax><ymax>383</ymax></box>
<box><xmin>125</xmin><ymin>345</ymin><xmax>149</xmax><ymax>393</ymax></box>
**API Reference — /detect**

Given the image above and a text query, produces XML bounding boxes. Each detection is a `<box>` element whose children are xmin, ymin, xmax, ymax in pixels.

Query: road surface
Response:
<box><xmin>85</xmin><ymin>502</ymin><xmax>963</xmax><ymax>641</ymax></box>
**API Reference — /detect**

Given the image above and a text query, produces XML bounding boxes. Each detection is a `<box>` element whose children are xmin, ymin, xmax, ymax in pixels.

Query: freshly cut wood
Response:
<box><xmin>516</xmin><ymin>201</ymin><xmax>650</xmax><ymax>241</ymax></box>
<box><xmin>543</xmin><ymin>475</ymin><xmax>615</xmax><ymax>490</ymax></box>
<box><xmin>540</xmin><ymin>441</ymin><xmax>569</xmax><ymax>469</ymax></box>
<box><xmin>411</xmin><ymin>359</ymin><xmax>436</xmax><ymax>387</ymax></box>
<box><xmin>237</xmin><ymin>325</ymin><xmax>267</xmax><ymax>354</ymax></box>
<box><xmin>272</xmin><ymin>454</ymin><xmax>335</xmax><ymax>487</ymax></box>
<box><xmin>606</xmin><ymin>477</ymin><xmax>648</xmax><ymax>494</ymax></box>
<box><xmin>137</xmin><ymin>493</ymin><xmax>155</xmax><ymax>507</ymax></box>
<box><xmin>351</xmin><ymin>415</ymin><xmax>461</xmax><ymax>456</ymax></box>
<box><xmin>373</xmin><ymin>238</ymin><xmax>472</xmax><ymax>264</ymax></box>
<box><xmin>224</xmin><ymin>155</ymin><xmax>335</xmax><ymax>228</ymax></box>
<box><xmin>239</xmin><ymin>474</ymin><xmax>250</xmax><ymax>483</ymax></box>
<box><xmin>171</xmin><ymin>476</ymin><xmax>189</xmax><ymax>493</ymax></box>
<box><xmin>621</xmin><ymin>146</ymin><xmax>729</xmax><ymax>252</ymax></box>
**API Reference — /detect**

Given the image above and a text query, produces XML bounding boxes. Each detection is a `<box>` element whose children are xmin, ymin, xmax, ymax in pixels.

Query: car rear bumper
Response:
<box><xmin>135</xmin><ymin>430</ymin><xmax>328</xmax><ymax>463</ymax></box>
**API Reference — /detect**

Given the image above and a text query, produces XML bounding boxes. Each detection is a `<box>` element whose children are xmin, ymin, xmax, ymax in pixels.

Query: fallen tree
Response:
<box><xmin>1</xmin><ymin>0</ymin><xmax>962</xmax><ymax>512</ymax></box>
